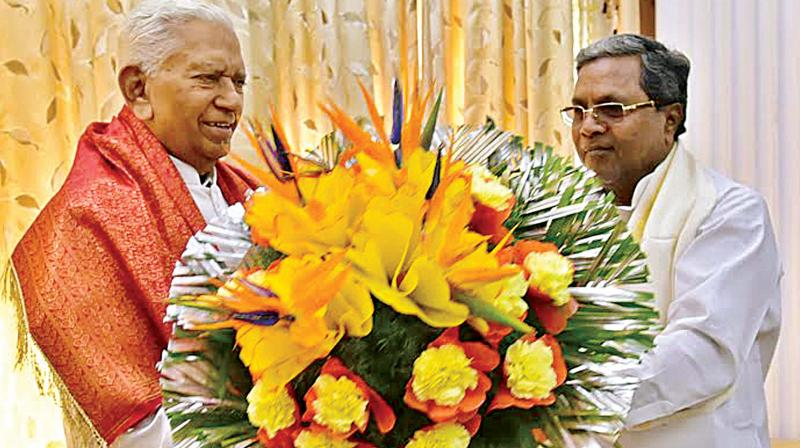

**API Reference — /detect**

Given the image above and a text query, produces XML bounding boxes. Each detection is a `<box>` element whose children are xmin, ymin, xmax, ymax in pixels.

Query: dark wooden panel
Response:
<box><xmin>640</xmin><ymin>0</ymin><xmax>656</xmax><ymax>37</ymax></box>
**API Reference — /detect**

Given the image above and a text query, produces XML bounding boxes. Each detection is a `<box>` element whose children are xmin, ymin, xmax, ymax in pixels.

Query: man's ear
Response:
<box><xmin>118</xmin><ymin>65</ymin><xmax>153</xmax><ymax>121</ymax></box>
<box><xmin>663</xmin><ymin>103</ymin><xmax>684</xmax><ymax>144</ymax></box>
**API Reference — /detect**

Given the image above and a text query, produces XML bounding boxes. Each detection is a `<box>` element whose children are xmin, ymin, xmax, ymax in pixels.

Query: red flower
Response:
<box><xmin>488</xmin><ymin>334</ymin><xmax>567</xmax><ymax>412</ymax></box>
<box><xmin>404</xmin><ymin>328</ymin><xmax>500</xmax><ymax>424</ymax></box>
<box><xmin>257</xmin><ymin>426</ymin><xmax>297</xmax><ymax>448</ymax></box>
<box><xmin>527</xmin><ymin>288</ymin><xmax>578</xmax><ymax>334</ymax></box>
<box><xmin>482</xmin><ymin>320</ymin><xmax>515</xmax><ymax>347</ymax></box>
<box><xmin>302</xmin><ymin>357</ymin><xmax>396</xmax><ymax>438</ymax></box>
<box><xmin>469</xmin><ymin>199</ymin><xmax>515</xmax><ymax>245</ymax></box>
<box><xmin>496</xmin><ymin>240</ymin><xmax>559</xmax><ymax>265</ymax></box>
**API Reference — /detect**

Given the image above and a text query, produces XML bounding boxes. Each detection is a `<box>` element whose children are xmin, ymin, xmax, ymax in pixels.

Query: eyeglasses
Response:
<box><xmin>560</xmin><ymin>100</ymin><xmax>656</xmax><ymax>126</ymax></box>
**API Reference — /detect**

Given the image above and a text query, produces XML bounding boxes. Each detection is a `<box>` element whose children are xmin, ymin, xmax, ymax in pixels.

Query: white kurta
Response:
<box><xmin>619</xmin><ymin>167</ymin><xmax>782</xmax><ymax>448</ymax></box>
<box><xmin>109</xmin><ymin>156</ymin><xmax>231</xmax><ymax>448</ymax></box>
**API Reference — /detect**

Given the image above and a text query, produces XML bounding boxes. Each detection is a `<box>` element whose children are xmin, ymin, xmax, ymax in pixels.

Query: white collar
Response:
<box><xmin>168</xmin><ymin>155</ymin><xmax>217</xmax><ymax>188</ymax></box>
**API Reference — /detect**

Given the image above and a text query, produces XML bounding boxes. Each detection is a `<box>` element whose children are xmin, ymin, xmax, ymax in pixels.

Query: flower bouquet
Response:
<box><xmin>161</xmin><ymin>81</ymin><xmax>659</xmax><ymax>447</ymax></box>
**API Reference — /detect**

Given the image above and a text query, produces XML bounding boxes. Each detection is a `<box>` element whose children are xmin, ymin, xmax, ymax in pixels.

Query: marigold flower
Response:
<box><xmin>489</xmin><ymin>334</ymin><xmax>567</xmax><ymax>412</ymax></box>
<box><xmin>496</xmin><ymin>240</ymin><xmax>579</xmax><ymax>334</ymax></box>
<box><xmin>468</xmin><ymin>165</ymin><xmax>514</xmax><ymax>210</ymax></box>
<box><xmin>468</xmin><ymin>167</ymin><xmax>516</xmax><ymax>245</ymax></box>
<box><xmin>294</xmin><ymin>430</ymin><xmax>357</xmax><ymax>448</ymax></box>
<box><xmin>496</xmin><ymin>240</ymin><xmax>559</xmax><ymax>266</ymax></box>
<box><xmin>486</xmin><ymin>272</ymin><xmax>529</xmax><ymax>318</ymax></box>
<box><xmin>309</xmin><ymin>375</ymin><xmax>369</xmax><ymax>434</ymax></box>
<box><xmin>411</xmin><ymin>344</ymin><xmax>478</xmax><ymax>406</ymax></box>
<box><xmin>404</xmin><ymin>328</ymin><xmax>499</xmax><ymax>423</ymax></box>
<box><xmin>303</xmin><ymin>357</ymin><xmax>396</xmax><ymax>438</ymax></box>
<box><xmin>505</xmin><ymin>337</ymin><xmax>558</xmax><ymax>399</ymax></box>
<box><xmin>247</xmin><ymin>382</ymin><xmax>299</xmax><ymax>440</ymax></box>
<box><xmin>523</xmin><ymin>251</ymin><xmax>573</xmax><ymax>307</ymax></box>
<box><xmin>405</xmin><ymin>422</ymin><xmax>472</xmax><ymax>448</ymax></box>
<box><xmin>292</xmin><ymin>429</ymin><xmax>375</xmax><ymax>448</ymax></box>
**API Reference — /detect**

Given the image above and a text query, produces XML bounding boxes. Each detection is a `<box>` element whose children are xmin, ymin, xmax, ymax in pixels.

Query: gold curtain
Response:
<box><xmin>0</xmin><ymin>1</ymin><xmax>630</xmax><ymax>446</ymax></box>
<box><xmin>572</xmin><ymin>0</ymin><xmax>637</xmax><ymax>50</ymax></box>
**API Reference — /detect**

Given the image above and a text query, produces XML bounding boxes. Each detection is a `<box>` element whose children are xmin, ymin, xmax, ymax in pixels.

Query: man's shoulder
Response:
<box><xmin>35</xmin><ymin>155</ymin><xmax>142</xmax><ymax>232</ymax></box>
<box><xmin>704</xmin><ymin>168</ymin><xmax>767</xmax><ymax>209</ymax></box>
<box><xmin>13</xmin><ymin>159</ymin><xmax>142</xmax><ymax>264</ymax></box>
<box><xmin>700</xmin><ymin>167</ymin><xmax>772</xmax><ymax>231</ymax></box>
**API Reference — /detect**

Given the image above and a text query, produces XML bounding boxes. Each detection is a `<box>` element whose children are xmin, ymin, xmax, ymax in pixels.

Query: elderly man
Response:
<box><xmin>561</xmin><ymin>34</ymin><xmax>781</xmax><ymax>447</ymax></box>
<box><xmin>11</xmin><ymin>1</ymin><xmax>257</xmax><ymax>447</ymax></box>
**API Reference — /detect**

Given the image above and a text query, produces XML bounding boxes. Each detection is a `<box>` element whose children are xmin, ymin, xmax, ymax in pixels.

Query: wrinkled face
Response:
<box><xmin>145</xmin><ymin>19</ymin><xmax>246</xmax><ymax>172</ymax></box>
<box><xmin>571</xmin><ymin>56</ymin><xmax>674</xmax><ymax>203</ymax></box>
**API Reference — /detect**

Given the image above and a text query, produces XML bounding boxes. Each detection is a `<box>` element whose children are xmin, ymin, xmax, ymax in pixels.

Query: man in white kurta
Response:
<box><xmin>562</xmin><ymin>34</ymin><xmax>781</xmax><ymax>448</ymax></box>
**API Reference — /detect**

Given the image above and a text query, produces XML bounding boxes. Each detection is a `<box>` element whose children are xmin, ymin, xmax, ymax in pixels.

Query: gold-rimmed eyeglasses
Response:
<box><xmin>560</xmin><ymin>100</ymin><xmax>656</xmax><ymax>126</ymax></box>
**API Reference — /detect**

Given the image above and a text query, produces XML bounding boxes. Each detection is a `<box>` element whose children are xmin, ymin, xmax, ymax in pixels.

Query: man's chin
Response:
<box><xmin>203</xmin><ymin>143</ymin><xmax>231</xmax><ymax>162</ymax></box>
<box><xmin>584</xmin><ymin>164</ymin><xmax>621</xmax><ymax>188</ymax></box>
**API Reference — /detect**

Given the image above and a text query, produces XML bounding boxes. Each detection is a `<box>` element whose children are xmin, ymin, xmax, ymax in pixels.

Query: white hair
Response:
<box><xmin>120</xmin><ymin>0</ymin><xmax>235</xmax><ymax>75</ymax></box>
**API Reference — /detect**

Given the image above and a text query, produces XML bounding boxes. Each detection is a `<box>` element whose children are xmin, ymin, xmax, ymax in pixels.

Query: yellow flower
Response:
<box><xmin>445</xmin><ymin>244</ymin><xmax>521</xmax><ymax>293</ymax></box>
<box><xmin>294</xmin><ymin>430</ymin><xmax>358</xmax><ymax>448</ymax></box>
<box><xmin>246</xmin><ymin>381</ymin><xmax>296</xmax><ymax>438</ymax></box>
<box><xmin>344</xmin><ymin>149</ymin><xmax>518</xmax><ymax>328</ymax></box>
<box><xmin>468</xmin><ymin>165</ymin><xmax>514</xmax><ymax>210</ymax></box>
<box><xmin>504</xmin><ymin>338</ymin><xmax>558</xmax><ymax>400</ymax></box>
<box><xmin>245</xmin><ymin>168</ymin><xmax>365</xmax><ymax>257</ymax></box>
<box><xmin>405</xmin><ymin>423</ymin><xmax>471</xmax><ymax>448</ymax></box>
<box><xmin>472</xmin><ymin>271</ymin><xmax>529</xmax><ymax>318</ymax></box>
<box><xmin>523</xmin><ymin>251</ymin><xmax>574</xmax><ymax>306</ymax></box>
<box><xmin>411</xmin><ymin>345</ymin><xmax>479</xmax><ymax>406</ymax></box>
<box><xmin>193</xmin><ymin>255</ymin><xmax>373</xmax><ymax>389</ymax></box>
<box><xmin>345</xmin><ymin>186</ymin><xmax>472</xmax><ymax>327</ymax></box>
<box><xmin>310</xmin><ymin>374</ymin><xmax>369</xmax><ymax>434</ymax></box>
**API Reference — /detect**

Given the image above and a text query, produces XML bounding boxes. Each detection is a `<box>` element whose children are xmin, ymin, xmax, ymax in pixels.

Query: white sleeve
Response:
<box><xmin>625</xmin><ymin>187</ymin><xmax>782</xmax><ymax>427</ymax></box>
<box><xmin>110</xmin><ymin>407</ymin><xmax>172</xmax><ymax>448</ymax></box>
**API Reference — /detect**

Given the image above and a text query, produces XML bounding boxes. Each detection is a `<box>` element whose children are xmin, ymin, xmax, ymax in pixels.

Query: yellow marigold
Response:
<box><xmin>523</xmin><ymin>251</ymin><xmax>573</xmax><ymax>306</ymax></box>
<box><xmin>505</xmin><ymin>338</ymin><xmax>557</xmax><ymax>400</ymax></box>
<box><xmin>246</xmin><ymin>381</ymin><xmax>296</xmax><ymax>438</ymax></box>
<box><xmin>468</xmin><ymin>165</ymin><xmax>514</xmax><ymax>210</ymax></box>
<box><xmin>310</xmin><ymin>374</ymin><xmax>369</xmax><ymax>434</ymax></box>
<box><xmin>405</xmin><ymin>423</ymin><xmax>471</xmax><ymax>448</ymax></box>
<box><xmin>294</xmin><ymin>429</ymin><xmax>357</xmax><ymax>448</ymax></box>
<box><xmin>489</xmin><ymin>272</ymin><xmax>529</xmax><ymax>318</ymax></box>
<box><xmin>411</xmin><ymin>344</ymin><xmax>478</xmax><ymax>406</ymax></box>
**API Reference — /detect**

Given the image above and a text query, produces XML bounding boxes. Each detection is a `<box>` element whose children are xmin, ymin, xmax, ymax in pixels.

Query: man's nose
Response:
<box><xmin>579</xmin><ymin>112</ymin><xmax>607</xmax><ymax>137</ymax></box>
<box><xmin>214</xmin><ymin>78</ymin><xmax>243</xmax><ymax>113</ymax></box>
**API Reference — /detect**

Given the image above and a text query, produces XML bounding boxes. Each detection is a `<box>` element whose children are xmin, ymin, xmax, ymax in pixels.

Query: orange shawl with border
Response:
<box><xmin>12</xmin><ymin>106</ymin><xmax>259</xmax><ymax>444</ymax></box>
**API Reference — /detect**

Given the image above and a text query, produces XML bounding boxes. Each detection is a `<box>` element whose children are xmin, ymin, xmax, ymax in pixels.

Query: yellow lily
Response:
<box><xmin>344</xmin><ymin>148</ymin><xmax>517</xmax><ymax>328</ymax></box>
<box><xmin>245</xmin><ymin>169</ymin><xmax>367</xmax><ymax>257</ymax></box>
<box><xmin>191</xmin><ymin>255</ymin><xmax>373</xmax><ymax>388</ymax></box>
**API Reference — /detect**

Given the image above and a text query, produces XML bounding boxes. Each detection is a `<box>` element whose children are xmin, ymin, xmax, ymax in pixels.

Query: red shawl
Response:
<box><xmin>12</xmin><ymin>106</ymin><xmax>259</xmax><ymax>443</ymax></box>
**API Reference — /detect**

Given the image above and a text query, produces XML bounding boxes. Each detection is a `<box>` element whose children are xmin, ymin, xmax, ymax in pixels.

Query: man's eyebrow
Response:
<box><xmin>594</xmin><ymin>95</ymin><xmax>622</xmax><ymax>103</ymax></box>
<box><xmin>571</xmin><ymin>94</ymin><xmax>622</xmax><ymax>106</ymax></box>
<box><xmin>186</xmin><ymin>62</ymin><xmax>220</xmax><ymax>71</ymax></box>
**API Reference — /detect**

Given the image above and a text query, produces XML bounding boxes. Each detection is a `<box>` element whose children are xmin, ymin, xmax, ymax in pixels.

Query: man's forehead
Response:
<box><xmin>186</xmin><ymin>59</ymin><xmax>245</xmax><ymax>73</ymax></box>
<box><xmin>169</xmin><ymin>31</ymin><xmax>245</xmax><ymax>73</ymax></box>
<box><xmin>573</xmin><ymin>55</ymin><xmax>644</xmax><ymax>102</ymax></box>
<box><xmin>171</xmin><ymin>21</ymin><xmax>243</xmax><ymax>57</ymax></box>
